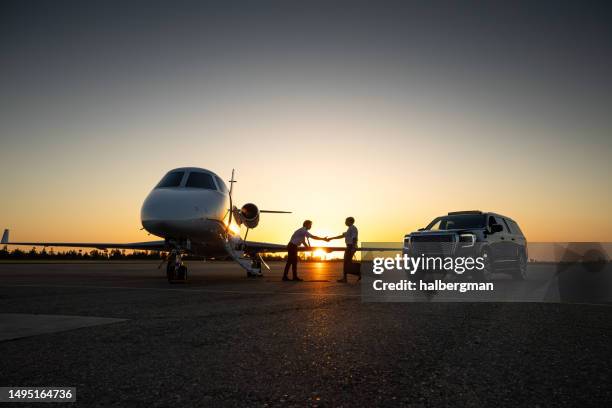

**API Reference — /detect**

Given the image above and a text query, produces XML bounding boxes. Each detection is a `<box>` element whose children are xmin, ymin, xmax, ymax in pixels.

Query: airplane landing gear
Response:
<box><xmin>246</xmin><ymin>257</ymin><xmax>263</xmax><ymax>278</ymax></box>
<box><xmin>167</xmin><ymin>251</ymin><xmax>188</xmax><ymax>283</ymax></box>
<box><xmin>221</xmin><ymin>237</ymin><xmax>266</xmax><ymax>278</ymax></box>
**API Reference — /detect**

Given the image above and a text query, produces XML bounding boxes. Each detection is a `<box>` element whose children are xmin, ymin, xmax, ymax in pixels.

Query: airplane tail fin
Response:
<box><xmin>1</xmin><ymin>229</ymin><xmax>9</xmax><ymax>244</ymax></box>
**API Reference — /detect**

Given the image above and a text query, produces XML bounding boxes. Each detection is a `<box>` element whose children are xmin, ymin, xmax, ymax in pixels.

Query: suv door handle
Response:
<box><xmin>500</xmin><ymin>237</ymin><xmax>505</xmax><ymax>240</ymax></box>
<box><xmin>511</xmin><ymin>238</ymin><xmax>515</xmax><ymax>241</ymax></box>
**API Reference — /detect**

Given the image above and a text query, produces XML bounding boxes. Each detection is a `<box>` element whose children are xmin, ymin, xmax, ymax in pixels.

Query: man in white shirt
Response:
<box><xmin>327</xmin><ymin>217</ymin><xmax>359</xmax><ymax>283</ymax></box>
<box><xmin>283</xmin><ymin>220</ymin><xmax>327</xmax><ymax>281</ymax></box>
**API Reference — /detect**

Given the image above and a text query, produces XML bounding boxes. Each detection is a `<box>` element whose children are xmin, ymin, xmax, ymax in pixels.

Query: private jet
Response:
<box><xmin>2</xmin><ymin>167</ymin><xmax>368</xmax><ymax>282</ymax></box>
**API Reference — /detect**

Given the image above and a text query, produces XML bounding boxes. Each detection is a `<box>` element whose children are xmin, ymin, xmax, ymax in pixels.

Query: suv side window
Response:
<box><xmin>492</xmin><ymin>216</ymin><xmax>506</xmax><ymax>232</ymax></box>
<box><xmin>507</xmin><ymin>220</ymin><xmax>524</xmax><ymax>236</ymax></box>
<box><xmin>501</xmin><ymin>218</ymin><xmax>512</xmax><ymax>233</ymax></box>
<box><xmin>488</xmin><ymin>216</ymin><xmax>498</xmax><ymax>229</ymax></box>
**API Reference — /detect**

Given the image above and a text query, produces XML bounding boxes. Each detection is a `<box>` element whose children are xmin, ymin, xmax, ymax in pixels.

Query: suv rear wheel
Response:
<box><xmin>512</xmin><ymin>250</ymin><xmax>528</xmax><ymax>280</ymax></box>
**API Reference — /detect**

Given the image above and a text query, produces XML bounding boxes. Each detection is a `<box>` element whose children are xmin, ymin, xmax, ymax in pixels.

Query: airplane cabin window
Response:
<box><xmin>156</xmin><ymin>171</ymin><xmax>184</xmax><ymax>188</ymax></box>
<box><xmin>185</xmin><ymin>172</ymin><xmax>216</xmax><ymax>189</ymax></box>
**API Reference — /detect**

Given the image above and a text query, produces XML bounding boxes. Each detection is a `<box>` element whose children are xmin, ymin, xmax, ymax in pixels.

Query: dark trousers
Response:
<box><xmin>283</xmin><ymin>243</ymin><xmax>299</xmax><ymax>278</ymax></box>
<box><xmin>343</xmin><ymin>244</ymin><xmax>357</xmax><ymax>278</ymax></box>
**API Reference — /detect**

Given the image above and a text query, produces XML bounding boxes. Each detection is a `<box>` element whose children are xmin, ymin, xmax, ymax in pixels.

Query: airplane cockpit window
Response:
<box><xmin>156</xmin><ymin>171</ymin><xmax>184</xmax><ymax>188</ymax></box>
<box><xmin>214</xmin><ymin>176</ymin><xmax>228</xmax><ymax>193</ymax></box>
<box><xmin>185</xmin><ymin>172</ymin><xmax>216</xmax><ymax>189</ymax></box>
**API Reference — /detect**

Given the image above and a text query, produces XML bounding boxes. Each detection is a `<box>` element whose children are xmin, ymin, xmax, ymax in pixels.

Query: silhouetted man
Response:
<box><xmin>328</xmin><ymin>217</ymin><xmax>358</xmax><ymax>283</ymax></box>
<box><xmin>283</xmin><ymin>220</ymin><xmax>327</xmax><ymax>282</ymax></box>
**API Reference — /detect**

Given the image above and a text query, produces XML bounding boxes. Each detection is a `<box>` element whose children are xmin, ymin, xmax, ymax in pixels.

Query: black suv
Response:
<box><xmin>403</xmin><ymin>211</ymin><xmax>528</xmax><ymax>280</ymax></box>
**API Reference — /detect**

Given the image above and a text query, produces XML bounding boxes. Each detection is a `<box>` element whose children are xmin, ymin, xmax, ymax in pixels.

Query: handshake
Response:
<box><xmin>309</xmin><ymin>229</ymin><xmax>343</xmax><ymax>244</ymax></box>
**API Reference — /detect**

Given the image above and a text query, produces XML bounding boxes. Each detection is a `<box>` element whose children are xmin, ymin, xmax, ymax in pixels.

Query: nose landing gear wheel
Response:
<box><xmin>246</xmin><ymin>259</ymin><xmax>263</xmax><ymax>278</ymax></box>
<box><xmin>166</xmin><ymin>253</ymin><xmax>188</xmax><ymax>283</ymax></box>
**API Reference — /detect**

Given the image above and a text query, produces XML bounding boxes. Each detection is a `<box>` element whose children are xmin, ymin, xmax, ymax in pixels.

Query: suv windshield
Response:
<box><xmin>426</xmin><ymin>214</ymin><xmax>486</xmax><ymax>230</ymax></box>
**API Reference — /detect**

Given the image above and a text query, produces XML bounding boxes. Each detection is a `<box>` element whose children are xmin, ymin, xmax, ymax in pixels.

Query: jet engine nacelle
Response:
<box><xmin>235</xmin><ymin>203</ymin><xmax>260</xmax><ymax>229</ymax></box>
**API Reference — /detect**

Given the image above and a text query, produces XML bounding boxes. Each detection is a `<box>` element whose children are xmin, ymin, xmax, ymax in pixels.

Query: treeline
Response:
<box><xmin>0</xmin><ymin>246</ymin><xmax>163</xmax><ymax>260</ymax></box>
<box><xmin>0</xmin><ymin>246</ymin><xmax>338</xmax><ymax>262</ymax></box>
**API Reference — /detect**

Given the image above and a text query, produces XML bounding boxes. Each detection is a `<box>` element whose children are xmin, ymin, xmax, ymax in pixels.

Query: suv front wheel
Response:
<box><xmin>473</xmin><ymin>248</ymin><xmax>494</xmax><ymax>281</ymax></box>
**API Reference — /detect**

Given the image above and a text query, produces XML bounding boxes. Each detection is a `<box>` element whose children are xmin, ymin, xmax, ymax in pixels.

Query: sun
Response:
<box><xmin>313</xmin><ymin>248</ymin><xmax>327</xmax><ymax>260</ymax></box>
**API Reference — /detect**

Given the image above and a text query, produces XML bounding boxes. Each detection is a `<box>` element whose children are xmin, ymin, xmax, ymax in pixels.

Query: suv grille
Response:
<box><xmin>410</xmin><ymin>234</ymin><xmax>455</xmax><ymax>256</ymax></box>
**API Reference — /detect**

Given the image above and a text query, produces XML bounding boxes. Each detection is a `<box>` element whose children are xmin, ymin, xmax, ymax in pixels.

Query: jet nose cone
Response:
<box><xmin>140</xmin><ymin>188</ymin><xmax>228</xmax><ymax>237</ymax></box>
<box><xmin>141</xmin><ymin>189</ymin><xmax>184</xmax><ymax>223</ymax></box>
<box><xmin>141</xmin><ymin>189</ymin><xmax>185</xmax><ymax>238</ymax></box>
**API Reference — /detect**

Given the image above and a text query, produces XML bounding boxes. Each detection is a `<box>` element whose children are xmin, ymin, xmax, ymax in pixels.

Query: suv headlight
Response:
<box><xmin>403</xmin><ymin>236</ymin><xmax>411</xmax><ymax>248</ymax></box>
<box><xmin>459</xmin><ymin>233</ymin><xmax>475</xmax><ymax>248</ymax></box>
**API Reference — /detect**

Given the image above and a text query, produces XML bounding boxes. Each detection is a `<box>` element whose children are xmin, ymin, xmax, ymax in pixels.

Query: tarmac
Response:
<box><xmin>0</xmin><ymin>261</ymin><xmax>610</xmax><ymax>407</ymax></box>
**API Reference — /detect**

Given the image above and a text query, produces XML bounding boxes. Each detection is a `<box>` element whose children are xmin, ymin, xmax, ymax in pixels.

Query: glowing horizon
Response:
<box><xmin>1</xmin><ymin>162</ymin><xmax>610</xmax><ymax>246</ymax></box>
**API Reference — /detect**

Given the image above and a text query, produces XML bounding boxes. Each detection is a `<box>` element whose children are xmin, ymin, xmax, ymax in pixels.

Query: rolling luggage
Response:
<box><xmin>346</xmin><ymin>261</ymin><xmax>362</xmax><ymax>277</ymax></box>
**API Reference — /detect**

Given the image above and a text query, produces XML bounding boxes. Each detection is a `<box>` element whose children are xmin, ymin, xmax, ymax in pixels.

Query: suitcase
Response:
<box><xmin>346</xmin><ymin>261</ymin><xmax>362</xmax><ymax>276</ymax></box>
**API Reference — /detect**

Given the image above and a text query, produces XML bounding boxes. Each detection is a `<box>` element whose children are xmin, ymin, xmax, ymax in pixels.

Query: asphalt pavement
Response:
<box><xmin>0</xmin><ymin>261</ymin><xmax>610</xmax><ymax>407</ymax></box>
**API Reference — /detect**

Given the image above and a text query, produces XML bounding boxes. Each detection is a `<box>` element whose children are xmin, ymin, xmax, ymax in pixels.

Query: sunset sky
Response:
<box><xmin>1</xmin><ymin>1</ymin><xmax>611</xmax><ymax>245</ymax></box>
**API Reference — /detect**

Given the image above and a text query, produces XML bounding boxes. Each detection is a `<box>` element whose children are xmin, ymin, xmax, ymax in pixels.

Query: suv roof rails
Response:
<box><xmin>448</xmin><ymin>210</ymin><xmax>483</xmax><ymax>215</ymax></box>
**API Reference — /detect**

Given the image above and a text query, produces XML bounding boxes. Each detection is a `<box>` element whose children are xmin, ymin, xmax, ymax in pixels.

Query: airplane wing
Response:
<box><xmin>243</xmin><ymin>241</ymin><xmax>402</xmax><ymax>253</ymax></box>
<box><xmin>1</xmin><ymin>229</ymin><xmax>167</xmax><ymax>251</ymax></box>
